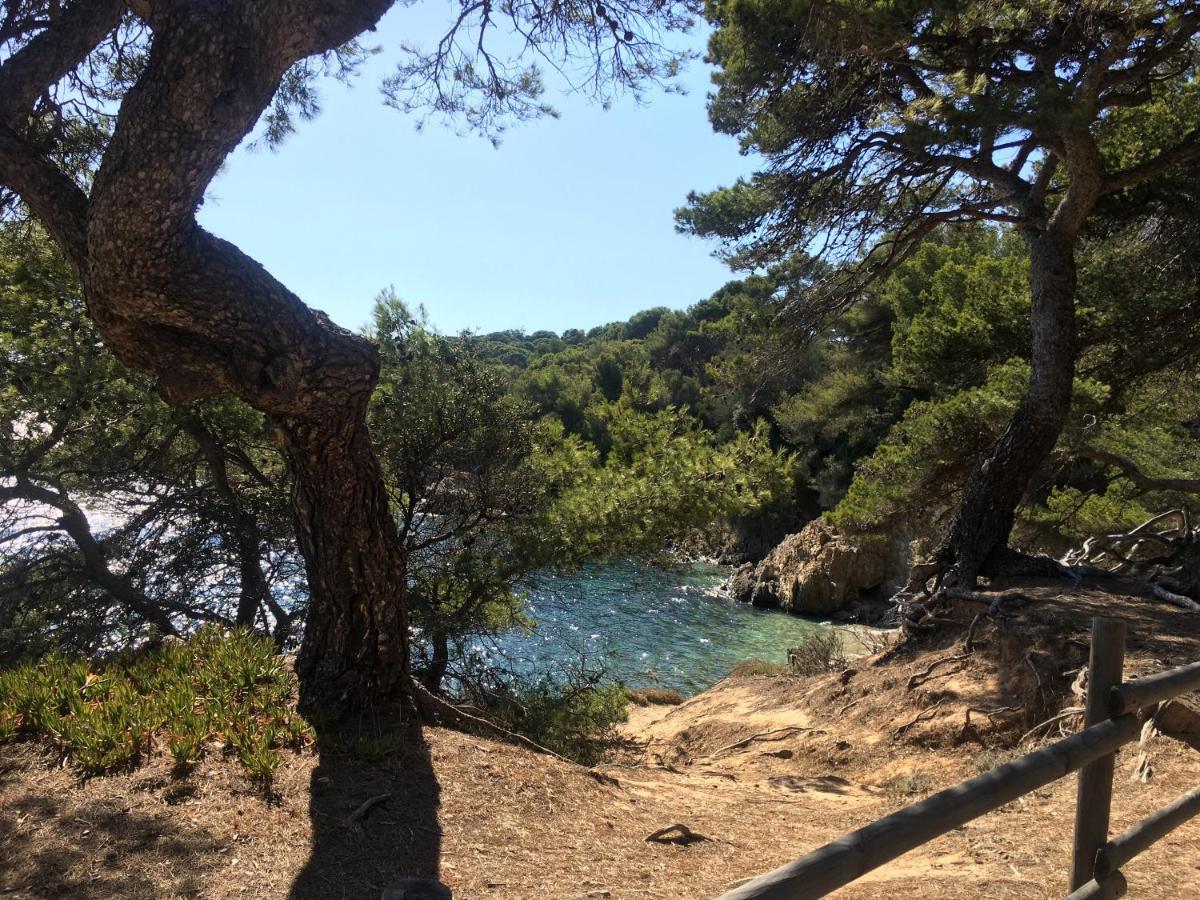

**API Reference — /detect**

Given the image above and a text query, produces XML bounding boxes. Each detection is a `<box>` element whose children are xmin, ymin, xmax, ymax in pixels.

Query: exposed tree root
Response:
<box><xmin>1057</xmin><ymin>508</ymin><xmax>1200</xmax><ymax>612</ymax></box>
<box><xmin>906</xmin><ymin>653</ymin><xmax>973</xmax><ymax>691</ymax></box>
<box><xmin>1019</xmin><ymin>706</ymin><xmax>1085</xmax><ymax>745</ymax></box>
<box><xmin>893</xmin><ymin>699</ymin><xmax>946</xmax><ymax>739</ymax></box>
<box><xmin>890</xmin><ymin>507</ymin><xmax>1200</xmax><ymax>647</ymax></box>
<box><xmin>703</xmin><ymin>726</ymin><xmax>811</xmax><ymax>760</ymax></box>
<box><xmin>1152</xmin><ymin>583</ymin><xmax>1200</xmax><ymax>612</ymax></box>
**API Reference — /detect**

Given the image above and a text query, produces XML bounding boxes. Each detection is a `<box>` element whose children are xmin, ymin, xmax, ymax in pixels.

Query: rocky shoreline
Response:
<box><xmin>724</xmin><ymin>519</ymin><xmax>926</xmax><ymax>623</ymax></box>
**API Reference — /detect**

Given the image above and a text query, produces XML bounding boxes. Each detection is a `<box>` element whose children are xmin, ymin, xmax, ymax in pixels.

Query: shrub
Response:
<box><xmin>628</xmin><ymin>688</ymin><xmax>685</xmax><ymax>707</ymax></box>
<box><xmin>0</xmin><ymin>627</ymin><xmax>310</xmax><ymax>777</ymax></box>
<box><xmin>730</xmin><ymin>659</ymin><xmax>790</xmax><ymax>677</ymax></box>
<box><xmin>459</xmin><ymin>676</ymin><xmax>630</xmax><ymax>766</ymax></box>
<box><xmin>787</xmin><ymin>631</ymin><xmax>849</xmax><ymax>676</ymax></box>
<box><xmin>881</xmin><ymin>771</ymin><xmax>935</xmax><ymax>799</ymax></box>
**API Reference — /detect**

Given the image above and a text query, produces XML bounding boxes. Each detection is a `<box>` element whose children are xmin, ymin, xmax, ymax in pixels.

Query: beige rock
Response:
<box><xmin>744</xmin><ymin>521</ymin><xmax>890</xmax><ymax>615</ymax></box>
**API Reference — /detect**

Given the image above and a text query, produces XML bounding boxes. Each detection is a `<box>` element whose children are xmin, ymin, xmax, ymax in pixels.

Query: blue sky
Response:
<box><xmin>197</xmin><ymin>4</ymin><xmax>751</xmax><ymax>337</ymax></box>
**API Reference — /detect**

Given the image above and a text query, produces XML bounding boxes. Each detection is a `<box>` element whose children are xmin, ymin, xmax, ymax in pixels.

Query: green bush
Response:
<box><xmin>0</xmin><ymin>627</ymin><xmax>310</xmax><ymax>776</ymax></box>
<box><xmin>459</xmin><ymin>676</ymin><xmax>630</xmax><ymax>766</ymax></box>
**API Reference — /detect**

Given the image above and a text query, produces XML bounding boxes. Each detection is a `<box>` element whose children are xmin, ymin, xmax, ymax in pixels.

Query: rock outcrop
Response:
<box><xmin>729</xmin><ymin>519</ymin><xmax>920</xmax><ymax>617</ymax></box>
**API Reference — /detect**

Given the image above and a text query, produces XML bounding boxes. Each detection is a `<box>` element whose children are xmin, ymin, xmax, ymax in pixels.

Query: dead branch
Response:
<box><xmin>347</xmin><ymin>792</ymin><xmax>391</xmax><ymax>824</ymax></box>
<box><xmin>644</xmin><ymin>823</ymin><xmax>711</xmax><ymax>844</ymax></box>
<box><xmin>411</xmin><ymin>680</ymin><xmax>584</xmax><ymax>771</ymax></box>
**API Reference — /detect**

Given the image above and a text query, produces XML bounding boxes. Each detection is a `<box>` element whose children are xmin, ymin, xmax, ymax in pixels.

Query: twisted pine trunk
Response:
<box><xmin>65</xmin><ymin>0</ymin><xmax>409</xmax><ymax>715</ymax></box>
<box><xmin>933</xmin><ymin>132</ymin><xmax>1105</xmax><ymax>587</ymax></box>
<box><xmin>934</xmin><ymin>228</ymin><xmax>1079</xmax><ymax>584</ymax></box>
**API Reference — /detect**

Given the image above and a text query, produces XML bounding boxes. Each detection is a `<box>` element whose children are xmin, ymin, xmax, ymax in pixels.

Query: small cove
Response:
<box><xmin>481</xmin><ymin>558</ymin><xmax>833</xmax><ymax>694</ymax></box>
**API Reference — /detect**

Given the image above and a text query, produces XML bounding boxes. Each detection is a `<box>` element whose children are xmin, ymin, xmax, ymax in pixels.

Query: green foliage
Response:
<box><xmin>881</xmin><ymin>228</ymin><xmax>1030</xmax><ymax>395</ymax></box>
<box><xmin>462</xmin><ymin>677</ymin><xmax>630</xmax><ymax>766</ymax></box>
<box><xmin>829</xmin><ymin>217</ymin><xmax>1200</xmax><ymax>545</ymax></box>
<box><xmin>366</xmin><ymin>290</ymin><xmax>798</xmax><ymax>691</ymax></box>
<box><xmin>525</xmin><ymin>407</ymin><xmax>793</xmax><ymax>565</ymax></box>
<box><xmin>0</xmin><ymin>627</ymin><xmax>309</xmax><ymax>777</ymax></box>
<box><xmin>681</xmin><ymin>0</ymin><xmax>1200</xmax><ymax>285</ymax></box>
<box><xmin>831</xmin><ymin>360</ymin><xmax>1031</xmax><ymax>531</ymax></box>
<box><xmin>0</xmin><ymin>226</ymin><xmax>298</xmax><ymax>661</ymax></box>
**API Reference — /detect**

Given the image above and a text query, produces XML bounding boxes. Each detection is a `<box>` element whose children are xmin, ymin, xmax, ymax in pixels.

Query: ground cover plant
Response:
<box><xmin>0</xmin><ymin>627</ymin><xmax>310</xmax><ymax>777</ymax></box>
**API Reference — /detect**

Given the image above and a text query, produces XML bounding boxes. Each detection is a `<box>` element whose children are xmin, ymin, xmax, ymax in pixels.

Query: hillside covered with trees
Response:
<box><xmin>3</xmin><ymin>2</ymin><xmax>1200</xmax><ymax>897</ymax></box>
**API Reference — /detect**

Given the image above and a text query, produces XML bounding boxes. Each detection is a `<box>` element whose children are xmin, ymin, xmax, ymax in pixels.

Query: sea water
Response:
<box><xmin>481</xmin><ymin>558</ymin><xmax>830</xmax><ymax>695</ymax></box>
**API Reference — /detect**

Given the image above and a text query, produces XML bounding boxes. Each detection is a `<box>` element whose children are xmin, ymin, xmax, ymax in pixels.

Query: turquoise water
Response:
<box><xmin>484</xmin><ymin>559</ymin><xmax>829</xmax><ymax>694</ymax></box>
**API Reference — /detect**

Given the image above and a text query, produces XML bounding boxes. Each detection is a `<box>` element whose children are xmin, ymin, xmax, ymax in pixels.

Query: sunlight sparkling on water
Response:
<box><xmin>487</xmin><ymin>559</ymin><xmax>831</xmax><ymax>694</ymax></box>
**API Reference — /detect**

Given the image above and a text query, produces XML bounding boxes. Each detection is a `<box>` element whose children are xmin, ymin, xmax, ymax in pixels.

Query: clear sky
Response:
<box><xmin>196</xmin><ymin>4</ymin><xmax>750</xmax><ymax>337</ymax></box>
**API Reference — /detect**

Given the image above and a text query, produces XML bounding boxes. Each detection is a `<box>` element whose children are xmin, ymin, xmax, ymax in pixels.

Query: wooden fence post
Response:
<box><xmin>1070</xmin><ymin>617</ymin><xmax>1126</xmax><ymax>890</ymax></box>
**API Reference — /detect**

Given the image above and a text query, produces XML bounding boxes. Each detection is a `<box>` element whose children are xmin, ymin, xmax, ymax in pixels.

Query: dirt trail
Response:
<box><xmin>3</xmin><ymin>579</ymin><xmax>1200</xmax><ymax>899</ymax></box>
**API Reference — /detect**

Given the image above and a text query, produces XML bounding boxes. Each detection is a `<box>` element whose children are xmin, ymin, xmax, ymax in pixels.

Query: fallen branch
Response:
<box><xmin>411</xmin><ymin>680</ymin><xmax>586</xmax><ymax>772</ymax></box>
<box><xmin>1152</xmin><ymin>583</ymin><xmax>1200</xmax><ymax>612</ymax></box>
<box><xmin>645</xmin><ymin>823</ymin><xmax>711</xmax><ymax>845</ymax></box>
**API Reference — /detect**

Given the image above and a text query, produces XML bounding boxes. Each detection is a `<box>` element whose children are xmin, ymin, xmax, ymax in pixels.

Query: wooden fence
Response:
<box><xmin>717</xmin><ymin>618</ymin><xmax>1200</xmax><ymax>900</ymax></box>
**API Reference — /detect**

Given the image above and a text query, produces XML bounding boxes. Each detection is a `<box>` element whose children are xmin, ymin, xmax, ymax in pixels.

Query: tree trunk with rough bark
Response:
<box><xmin>282</xmin><ymin>409</ymin><xmax>411</xmax><ymax>712</ymax></box>
<box><xmin>931</xmin><ymin>131</ymin><xmax>1106</xmax><ymax>587</ymax></box>
<box><xmin>934</xmin><ymin>227</ymin><xmax>1079</xmax><ymax>584</ymax></box>
<box><xmin>421</xmin><ymin>629</ymin><xmax>451</xmax><ymax>694</ymax></box>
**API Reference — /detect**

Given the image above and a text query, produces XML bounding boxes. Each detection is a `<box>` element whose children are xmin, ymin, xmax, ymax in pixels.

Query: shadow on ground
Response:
<box><xmin>0</xmin><ymin>750</ymin><xmax>222</xmax><ymax>898</ymax></box>
<box><xmin>288</xmin><ymin>720</ymin><xmax>442</xmax><ymax>900</ymax></box>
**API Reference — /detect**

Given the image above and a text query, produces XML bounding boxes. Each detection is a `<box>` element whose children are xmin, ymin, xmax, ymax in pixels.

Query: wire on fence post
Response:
<box><xmin>1070</xmin><ymin>617</ymin><xmax>1126</xmax><ymax>891</ymax></box>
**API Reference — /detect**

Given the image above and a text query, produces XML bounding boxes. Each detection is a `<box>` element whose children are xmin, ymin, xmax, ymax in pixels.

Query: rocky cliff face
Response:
<box><xmin>729</xmin><ymin>519</ymin><xmax>924</xmax><ymax>617</ymax></box>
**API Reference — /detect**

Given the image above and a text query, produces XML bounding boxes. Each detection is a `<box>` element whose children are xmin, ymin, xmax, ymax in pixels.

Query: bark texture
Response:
<box><xmin>934</xmin><ymin>229</ymin><xmax>1079</xmax><ymax>583</ymax></box>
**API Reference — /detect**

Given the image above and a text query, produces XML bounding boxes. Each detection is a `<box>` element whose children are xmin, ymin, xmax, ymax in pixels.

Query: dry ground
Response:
<box><xmin>2</xmin><ymin>578</ymin><xmax>1200</xmax><ymax>899</ymax></box>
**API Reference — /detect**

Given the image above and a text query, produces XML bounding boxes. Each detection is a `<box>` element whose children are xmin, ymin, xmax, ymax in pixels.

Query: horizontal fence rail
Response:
<box><xmin>717</xmin><ymin>618</ymin><xmax>1200</xmax><ymax>900</ymax></box>
<box><xmin>1065</xmin><ymin>870</ymin><xmax>1127</xmax><ymax>900</ymax></box>
<box><xmin>716</xmin><ymin>716</ymin><xmax>1140</xmax><ymax>900</ymax></box>
<box><xmin>1094</xmin><ymin>785</ymin><xmax>1200</xmax><ymax>878</ymax></box>
<box><xmin>1111</xmin><ymin>660</ymin><xmax>1200</xmax><ymax>716</ymax></box>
